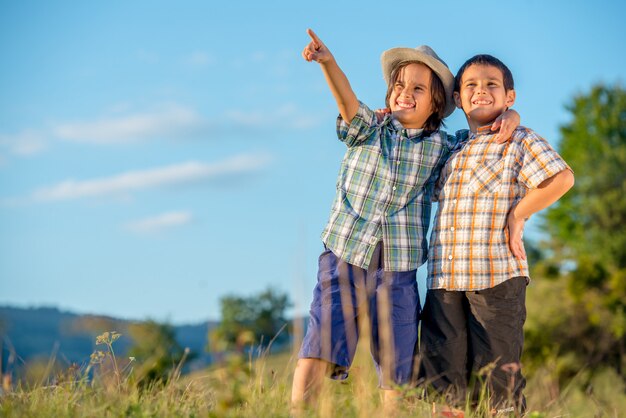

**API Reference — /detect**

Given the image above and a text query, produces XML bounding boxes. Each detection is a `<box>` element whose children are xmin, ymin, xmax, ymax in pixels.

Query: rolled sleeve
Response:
<box><xmin>336</xmin><ymin>101</ymin><xmax>377</xmax><ymax>147</ymax></box>
<box><xmin>518</xmin><ymin>132</ymin><xmax>571</xmax><ymax>189</ymax></box>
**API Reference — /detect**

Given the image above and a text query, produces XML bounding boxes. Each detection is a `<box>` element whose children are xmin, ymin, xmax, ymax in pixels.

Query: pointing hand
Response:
<box><xmin>302</xmin><ymin>29</ymin><xmax>333</xmax><ymax>64</ymax></box>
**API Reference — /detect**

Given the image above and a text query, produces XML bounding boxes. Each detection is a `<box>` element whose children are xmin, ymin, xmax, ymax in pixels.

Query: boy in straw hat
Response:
<box><xmin>292</xmin><ymin>30</ymin><xmax>519</xmax><ymax>412</ymax></box>
<box><xmin>418</xmin><ymin>54</ymin><xmax>574</xmax><ymax>415</ymax></box>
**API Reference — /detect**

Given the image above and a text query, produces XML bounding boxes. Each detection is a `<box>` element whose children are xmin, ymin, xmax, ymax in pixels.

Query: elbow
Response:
<box><xmin>340</xmin><ymin>112</ymin><xmax>355</xmax><ymax>125</ymax></box>
<box><xmin>560</xmin><ymin>169</ymin><xmax>575</xmax><ymax>193</ymax></box>
<box><xmin>339</xmin><ymin>103</ymin><xmax>358</xmax><ymax>124</ymax></box>
<box><xmin>565</xmin><ymin>169</ymin><xmax>575</xmax><ymax>190</ymax></box>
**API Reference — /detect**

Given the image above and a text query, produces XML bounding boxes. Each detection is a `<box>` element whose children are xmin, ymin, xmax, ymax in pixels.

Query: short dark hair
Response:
<box><xmin>385</xmin><ymin>61</ymin><xmax>447</xmax><ymax>132</ymax></box>
<box><xmin>454</xmin><ymin>54</ymin><xmax>514</xmax><ymax>93</ymax></box>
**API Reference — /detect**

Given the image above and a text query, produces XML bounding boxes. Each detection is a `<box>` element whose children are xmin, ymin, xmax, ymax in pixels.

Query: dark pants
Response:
<box><xmin>418</xmin><ymin>277</ymin><xmax>527</xmax><ymax>413</ymax></box>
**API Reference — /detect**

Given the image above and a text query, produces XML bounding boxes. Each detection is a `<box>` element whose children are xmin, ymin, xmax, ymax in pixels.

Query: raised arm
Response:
<box><xmin>506</xmin><ymin>169</ymin><xmax>575</xmax><ymax>259</ymax></box>
<box><xmin>302</xmin><ymin>29</ymin><xmax>359</xmax><ymax>123</ymax></box>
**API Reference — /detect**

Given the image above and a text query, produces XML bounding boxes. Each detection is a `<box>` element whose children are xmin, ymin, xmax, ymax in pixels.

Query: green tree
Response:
<box><xmin>209</xmin><ymin>287</ymin><xmax>291</xmax><ymax>354</ymax></box>
<box><xmin>525</xmin><ymin>83</ymin><xmax>626</xmax><ymax>380</ymax></box>
<box><xmin>253</xmin><ymin>288</ymin><xmax>291</xmax><ymax>345</ymax></box>
<box><xmin>127</xmin><ymin>320</ymin><xmax>187</xmax><ymax>384</ymax></box>
<box><xmin>209</xmin><ymin>296</ymin><xmax>256</xmax><ymax>353</ymax></box>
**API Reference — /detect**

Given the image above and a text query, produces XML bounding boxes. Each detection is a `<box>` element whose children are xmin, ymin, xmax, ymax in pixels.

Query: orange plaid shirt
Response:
<box><xmin>427</xmin><ymin>126</ymin><xmax>571</xmax><ymax>290</ymax></box>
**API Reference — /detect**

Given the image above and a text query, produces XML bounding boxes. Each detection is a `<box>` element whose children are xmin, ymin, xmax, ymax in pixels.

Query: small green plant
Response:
<box><xmin>89</xmin><ymin>331</ymin><xmax>135</xmax><ymax>391</ymax></box>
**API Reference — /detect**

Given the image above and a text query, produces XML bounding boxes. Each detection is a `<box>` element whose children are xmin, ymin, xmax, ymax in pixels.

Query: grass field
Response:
<box><xmin>1</xmin><ymin>332</ymin><xmax>625</xmax><ymax>417</ymax></box>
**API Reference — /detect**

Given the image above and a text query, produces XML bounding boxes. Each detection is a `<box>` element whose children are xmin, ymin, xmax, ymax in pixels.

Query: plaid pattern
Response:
<box><xmin>321</xmin><ymin>102</ymin><xmax>457</xmax><ymax>271</ymax></box>
<box><xmin>427</xmin><ymin>125</ymin><xmax>571</xmax><ymax>290</ymax></box>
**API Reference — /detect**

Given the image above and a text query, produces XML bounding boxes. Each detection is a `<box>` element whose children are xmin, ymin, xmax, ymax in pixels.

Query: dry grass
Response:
<box><xmin>1</xmin><ymin>331</ymin><xmax>625</xmax><ymax>417</ymax></box>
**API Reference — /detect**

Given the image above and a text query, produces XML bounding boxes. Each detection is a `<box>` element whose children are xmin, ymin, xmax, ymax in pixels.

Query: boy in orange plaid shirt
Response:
<box><xmin>418</xmin><ymin>55</ymin><xmax>574</xmax><ymax>414</ymax></box>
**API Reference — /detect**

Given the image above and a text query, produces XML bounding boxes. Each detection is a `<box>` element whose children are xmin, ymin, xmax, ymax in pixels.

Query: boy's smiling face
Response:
<box><xmin>454</xmin><ymin>64</ymin><xmax>516</xmax><ymax>132</ymax></box>
<box><xmin>388</xmin><ymin>62</ymin><xmax>433</xmax><ymax>129</ymax></box>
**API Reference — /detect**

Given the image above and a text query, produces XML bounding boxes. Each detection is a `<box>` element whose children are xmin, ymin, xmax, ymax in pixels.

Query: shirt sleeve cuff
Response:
<box><xmin>523</xmin><ymin>161</ymin><xmax>572</xmax><ymax>189</ymax></box>
<box><xmin>336</xmin><ymin>101</ymin><xmax>376</xmax><ymax>146</ymax></box>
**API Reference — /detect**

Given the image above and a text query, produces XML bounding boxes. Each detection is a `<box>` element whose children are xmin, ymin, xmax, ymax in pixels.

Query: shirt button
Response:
<box><xmin>448</xmin><ymin>255</ymin><xmax>453</xmax><ymax>260</ymax></box>
<box><xmin>450</xmin><ymin>227</ymin><xmax>455</xmax><ymax>231</ymax></box>
<box><xmin>370</xmin><ymin>237</ymin><xmax>378</xmax><ymax>245</ymax></box>
<box><xmin>452</xmin><ymin>199</ymin><xmax>457</xmax><ymax>205</ymax></box>
<box><xmin>392</xmin><ymin>186</ymin><xmax>397</xmax><ymax>191</ymax></box>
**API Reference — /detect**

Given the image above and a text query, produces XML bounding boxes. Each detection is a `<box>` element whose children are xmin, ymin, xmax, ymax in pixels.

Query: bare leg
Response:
<box><xmin>382</xmin><ymin>388</ymin><xmax>401</xmax><ymax>416</ymax></box>
<box><xmin>291</xmin><ymin>358</ymin><xmax>328</xmax><ymax>414</ymax></box>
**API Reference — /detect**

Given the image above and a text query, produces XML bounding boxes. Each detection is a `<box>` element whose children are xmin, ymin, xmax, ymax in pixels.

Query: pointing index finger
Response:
<box><xmin>307</xmin><ymin>28</ymin><xmax>322</xmax><ymax>47</ymax></box>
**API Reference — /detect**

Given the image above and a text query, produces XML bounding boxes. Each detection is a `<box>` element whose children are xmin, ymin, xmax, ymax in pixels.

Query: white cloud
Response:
<box><xmin>184</xmin><ymin>51</ymin><xmax>214</xmax><ymax>68</ymax></box>
<box><xmin>11</xmin><ymin>153</ymin><xmax>272</xmax><ymax>203</ymax></box>
<box><xmin>52</xmin><ymin>104</ymin><xmax>205</xmax><ymax>144</ymax></box>
<box><xmin>0</xmin><ymin>101</ymin><xmax>321</xmax><ymax>163</ymax></box>
<box><xmin>224</xmin><ymin>103</ymin><xmax>320</xmax><ymax>130</ymax></box>
<box><xmin>52</xmin><ymin>102</ymin><xmax>319</xmax><ymax>145</ymax></box>
<box><xmin>125</xmin><ymin>211</ymin><xmax>193</xmax><ymax>233</ymax></box>
<box><xmin>0</xmin><ymin>130</ymin><xmax>47</xmax><ymax>156</ymax></box>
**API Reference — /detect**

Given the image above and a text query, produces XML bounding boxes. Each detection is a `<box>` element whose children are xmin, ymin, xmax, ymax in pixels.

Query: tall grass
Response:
<box><xmin>0</xmin><ymin>331</ymin><xmax>624</xmax><ymax>417</ymax></box>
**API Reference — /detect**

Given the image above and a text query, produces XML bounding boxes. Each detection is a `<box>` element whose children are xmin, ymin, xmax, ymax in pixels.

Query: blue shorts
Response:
<box><xmin>298</xmin><ymin>243</ymin><xmax>420</xmax><ymax>388</ymax></box>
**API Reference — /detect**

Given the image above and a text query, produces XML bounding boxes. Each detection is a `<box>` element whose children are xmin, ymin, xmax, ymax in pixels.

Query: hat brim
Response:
<box><xmin>381</xmin><ymin>47</ymin><xmax>456</xmax><ymax>118</ymax></box>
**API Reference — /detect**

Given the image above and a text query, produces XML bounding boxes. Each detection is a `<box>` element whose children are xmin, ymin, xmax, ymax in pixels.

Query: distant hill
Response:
<box><xmin>0</xmin><ymin>306</ymin><xmax>219</xmax><ymax>375</ymax></box>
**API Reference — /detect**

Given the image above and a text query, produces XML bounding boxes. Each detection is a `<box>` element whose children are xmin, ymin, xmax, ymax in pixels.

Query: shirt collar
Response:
<box><xmin>387</xmin><ymin>114</ymin><xmax>425</xmax><ymax>138</ymax></box>
<box><xmin>471</xmin><ymin>124</ymin><xmax>498</xmax><ymax>137</ymax></box>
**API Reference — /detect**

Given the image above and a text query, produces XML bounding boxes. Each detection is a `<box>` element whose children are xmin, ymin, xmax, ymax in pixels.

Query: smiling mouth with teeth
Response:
<box><xmin>395</xmin><ymin>101</ymin><xmax>415</xmax><ymax>109</ymax></box>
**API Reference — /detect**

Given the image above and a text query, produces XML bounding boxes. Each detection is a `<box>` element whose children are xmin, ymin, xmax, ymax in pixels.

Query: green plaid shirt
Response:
<box><xmin>321</xmin><ymin>102</ymin><xmax>458</xmax><ymax>271</ymax></box>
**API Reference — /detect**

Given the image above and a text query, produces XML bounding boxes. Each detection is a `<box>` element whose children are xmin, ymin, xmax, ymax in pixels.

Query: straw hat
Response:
<box><xmin>381</xmin><ymin>45</ymin><xmax>455</xmax><ymax>117</ymax></box>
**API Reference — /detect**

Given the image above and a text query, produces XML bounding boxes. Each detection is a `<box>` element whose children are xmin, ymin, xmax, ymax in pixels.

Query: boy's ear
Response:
<box><xmin>506</xmin><ymin>89</ymin><xmax>516</xmax><ymax>107</ymax></box>
<box><xmin>453</xmin><ymin>92</ymin><xmax>463</xmax><ymax>109</ymax></box>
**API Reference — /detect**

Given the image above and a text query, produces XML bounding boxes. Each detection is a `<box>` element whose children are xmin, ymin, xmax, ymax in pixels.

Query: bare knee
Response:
<box><xmin>293</xmin><ymin>358</ymin><xmax>328</xmax><ymax>391</ymax></box>
<box><xmin>295</xmin><ymin>358</ymin><xmax>327</xmax><ymax>375</ymax></box>
<box><xmin>291</xmin><ymin>358</ymin><xmax>329</xmax><ymax>407</ymax></box>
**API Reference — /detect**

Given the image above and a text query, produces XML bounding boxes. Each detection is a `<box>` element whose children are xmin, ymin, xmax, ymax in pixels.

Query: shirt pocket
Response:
<box><xmin>468</xmin><ymin>158</ymin><xmax>504</xmax><ymax>194</ymax></box>
<box><xmin>399</xmin><ymin>141</ymin><xmax>444</xmax><ymax>191</ymax></box>
<box><xmin>342</xmin><ymin>143</ymin><xmax>381</xmax><ymax>177</ymax></box>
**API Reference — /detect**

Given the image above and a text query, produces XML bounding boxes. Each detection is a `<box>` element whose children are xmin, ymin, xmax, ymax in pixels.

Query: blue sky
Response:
<box><xmin>1</xmin><ymin>0</ymin><xmax>624</xmax><ymax>324</ymax></box>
